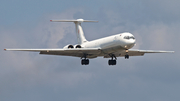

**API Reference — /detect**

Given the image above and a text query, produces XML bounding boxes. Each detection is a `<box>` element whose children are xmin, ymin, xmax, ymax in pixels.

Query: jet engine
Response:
<box><xmin>63</xmin><ymin>44</ymin><xmax>74</xmax><ymax>49</ymax></box>
<box><xmin>75</xmin><ymin>45</ymin><xmax>82</xmax><ymax>48</ymax></box>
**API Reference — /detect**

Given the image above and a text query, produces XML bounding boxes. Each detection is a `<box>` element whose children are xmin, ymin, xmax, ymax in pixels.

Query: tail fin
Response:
<box><xmin>50</xmin><ymin>19</ymin><xmax>98</xmax><ymax>44</ymax></box>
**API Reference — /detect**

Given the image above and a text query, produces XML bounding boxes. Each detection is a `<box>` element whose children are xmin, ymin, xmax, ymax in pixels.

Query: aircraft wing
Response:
<box><xmin>4</xmin><ymin>48</ymin><xmax>174</xmax><ymax>58</ymax></box>
<box><xmin>104</xmin><ymin>49</ymin><xmax>174</xmax><ymax>58</ymax></box>
<box><xmin>4</xmin><ymin>48</ymin><xmax>101</xmax><ymax>58</ymax></box>
<box><xmin>121</xmin><ymin>49</ymin><xmax>174</xmax><ymax>56</ymax></box>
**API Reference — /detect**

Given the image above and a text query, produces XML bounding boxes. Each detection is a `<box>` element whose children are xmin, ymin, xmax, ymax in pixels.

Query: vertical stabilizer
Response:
<box><xmin>50</xmin><ymin>19</ymin><xmax>98</xmax><ymax>44</ymax></box>
<box><xmin>75</xmin><ymin>19</ymin><xmax>87</xmax><ymax>44</ymax></box>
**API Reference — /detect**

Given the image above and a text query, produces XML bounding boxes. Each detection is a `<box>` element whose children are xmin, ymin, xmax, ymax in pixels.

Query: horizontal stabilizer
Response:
<box><xmin>50</xmin><ymin>18</ymin><xmax>97</xmax><ymax>44</ymax></box>
<box><xmin>50</xmin><ymin>19</ymin><xmax>98</xmax><ymax>23</ymax></box>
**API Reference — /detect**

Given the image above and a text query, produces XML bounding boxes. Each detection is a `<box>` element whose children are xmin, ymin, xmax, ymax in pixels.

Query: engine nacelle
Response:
<box><xmin>74</xmin><ymin>44</ymin><xmax>82</xmax><ymax>48</ymax></box>
<box><xmin>63</xmin><ymin>44</ymin><xmax>74</xmax><ymax>49</ymax></box>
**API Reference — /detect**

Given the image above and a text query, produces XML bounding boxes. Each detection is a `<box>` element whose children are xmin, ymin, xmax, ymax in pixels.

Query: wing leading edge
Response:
<box><xmin>4</xmin><ymin>48</ymin><xmax>101</xmax><ymax>58</ymax></box>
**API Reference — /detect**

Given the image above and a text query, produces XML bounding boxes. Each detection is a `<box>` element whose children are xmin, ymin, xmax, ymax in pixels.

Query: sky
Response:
<box><xmin>0</xmin><ymin>0</ymin><xmax>180</xmax><ymax>101</ymax></box>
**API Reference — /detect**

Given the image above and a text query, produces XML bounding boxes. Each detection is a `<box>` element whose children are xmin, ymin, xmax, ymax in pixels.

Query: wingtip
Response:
<box><xmin>166</xmin><ymin>51</ymin><xmax>175</xmax><ymax>53</ymax></box>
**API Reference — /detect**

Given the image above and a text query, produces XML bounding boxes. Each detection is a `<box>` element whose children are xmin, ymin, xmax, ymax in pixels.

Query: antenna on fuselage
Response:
<box><xmin>50</xmin><ymin>19</ymin><xmax>98</xmax><ymax>44</ymax></box>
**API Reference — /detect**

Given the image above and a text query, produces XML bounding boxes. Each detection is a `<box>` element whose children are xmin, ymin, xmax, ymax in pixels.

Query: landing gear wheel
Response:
<box><xmin>108</xmin><ymin>60</ymin><xmax>116</xmax><ymax>65</ymax></box>
<box><xmin>85</xmin><ymin>59</ymin><xmax>89</xmax><ymax>65</ymax></box>
<box><xmin>81</xmin><ymin>59</ymin><xmax>89</xmax><ymax>65</ymax></box>
<box><xmin>81</xmin><ymin>59</ymin><xmax>85</xmax><ymax>65</ymax></box>
<box><xmin>108</xmin><ymin>54</ymin><xmax>117</xmax><ymax>66</ymax></box>
<box><xmin>125</xmin><ymin>54</ymin><xmax>129</xmax><ymax>59</ymax></box>
<box><xmin>125</xmin><ymin>49</ymin><xmax>129</xmax><ymax>59</ymax></box>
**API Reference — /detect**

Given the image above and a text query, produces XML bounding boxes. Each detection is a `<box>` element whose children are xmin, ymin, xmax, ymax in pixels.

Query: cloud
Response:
<box><xmin>0</xmin><ymin>8</ymin><xmax>95</xmax><ymax>89</ymax></box>
<box><xmin>132</xmin><ymin>23</ymin><xmax>179</xmax><ymax>50</ymax></box>
<box><xmin>33</xmin><ymin>9</ymin><xmax>84</xmax><ymax>48</ymax></box>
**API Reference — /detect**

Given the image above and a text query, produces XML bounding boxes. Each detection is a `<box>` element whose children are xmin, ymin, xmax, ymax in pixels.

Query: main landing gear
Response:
<box><xmin>81</xmin><ymin>54</ymin><xmax>89</xmax><ymax>65</ymax></box>
<box><xmin>81</xmin><ymin>59</ymin><xmax>89</xmax><ymax>65</ymax></box>
<box><xmin>81</xmin><ymin>50</ymin><xmax>130</xmax><ymax>65</ymax></box>
<box><xmin>125</xmin><ymin>54</ymin><xmax>129</xmax><ymax>59</ymax></box>
<box><xmin>108</xmin><ymin>54</ymin><xmax>117</xmax><ymax>65</ymax></box>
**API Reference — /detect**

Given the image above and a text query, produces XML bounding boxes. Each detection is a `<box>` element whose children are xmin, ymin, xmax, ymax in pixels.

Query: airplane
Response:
<box><xmin>4</xmin><ymin>19</ymin><xmax>174</xmax><ymax>65</ymax></box>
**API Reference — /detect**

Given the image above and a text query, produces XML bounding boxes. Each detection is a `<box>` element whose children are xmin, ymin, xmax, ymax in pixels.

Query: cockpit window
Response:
<box><xmin>124</xmin><ymin>36</ymin><xmax>135</xmax><ymax>40</ymax></box>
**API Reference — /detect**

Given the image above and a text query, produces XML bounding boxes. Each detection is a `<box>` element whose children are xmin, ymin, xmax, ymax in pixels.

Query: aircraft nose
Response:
<box><xmin>131</xmin><ymin>39</ymin><xmax>136</xmax><ymax>44</ymax></box>
<box><xmin>125</xmin><ymin>39</ymin><xmax>136</xmax><ymax>49</ymax></box>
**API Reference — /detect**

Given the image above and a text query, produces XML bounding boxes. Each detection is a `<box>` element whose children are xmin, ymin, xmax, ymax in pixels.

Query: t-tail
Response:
<box><xmin>50</xmin><ymin>19</ymin><xmax>98</xmax><ymax>44</ymax></box>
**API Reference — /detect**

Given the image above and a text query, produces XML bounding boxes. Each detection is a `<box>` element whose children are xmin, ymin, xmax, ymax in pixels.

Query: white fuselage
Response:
<box><xmin>81</xmin><ymin>32</ymin><xmax>136</xmax><ymax>53</ymax></box>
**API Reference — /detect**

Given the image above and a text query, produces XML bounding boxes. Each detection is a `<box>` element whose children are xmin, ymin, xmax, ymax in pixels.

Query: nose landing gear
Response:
<box><xmin>125</xmin><ymin>50</ymin><xmax>129</xmax><ymax>59</ymax></box>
